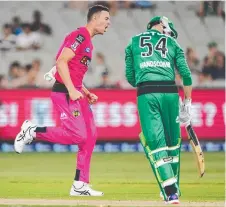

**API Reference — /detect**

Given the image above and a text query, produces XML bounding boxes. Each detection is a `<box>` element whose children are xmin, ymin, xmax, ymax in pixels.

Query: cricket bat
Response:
<box><xmin>186</xmin><ymin>124</ymin><xmax>205</xmax><ymax>177</ymax></box>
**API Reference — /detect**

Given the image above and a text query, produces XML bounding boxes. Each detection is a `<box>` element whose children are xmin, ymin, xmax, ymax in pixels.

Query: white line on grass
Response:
<box><xmin>0</xmin><ymin>199</ymin><xmax>225</xmax><ymax>207</ymax></box>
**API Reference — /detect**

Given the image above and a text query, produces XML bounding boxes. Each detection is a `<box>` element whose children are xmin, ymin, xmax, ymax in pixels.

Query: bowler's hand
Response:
<box><xmin>69</xmin><ymin>89</ymin><xmax>84</xmax><ymax>101</ymax></box>
<box><xmin>87</xmin><ymin>93</ymin><xmax>98</xmax><ymax>104</ymax></box>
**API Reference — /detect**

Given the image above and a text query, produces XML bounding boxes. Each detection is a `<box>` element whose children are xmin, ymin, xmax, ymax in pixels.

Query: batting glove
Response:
<box><xmin>179</xmin><ymin>98</ymin><xmax>192</xmax><ymax>127</ymax></box>
<box><xmin>183</xmin><ymin>98</ymin><xmax>192</xmax><ymax>115</ymax></box>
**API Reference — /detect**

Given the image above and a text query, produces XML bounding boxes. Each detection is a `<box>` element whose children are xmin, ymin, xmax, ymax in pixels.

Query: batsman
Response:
<box><xmin>125</xmin><ymin>16</ymin><xmax>192</xmax><ymax>204</ymax></box>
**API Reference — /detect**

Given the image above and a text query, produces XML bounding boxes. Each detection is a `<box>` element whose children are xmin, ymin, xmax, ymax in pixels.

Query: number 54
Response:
<box><xmin>140</xmin><ymin>36</ymin><xmax>168</xmax><ymax>58</ymax></box>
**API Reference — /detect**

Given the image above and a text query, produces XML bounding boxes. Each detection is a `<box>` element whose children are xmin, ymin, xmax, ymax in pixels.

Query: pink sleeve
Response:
<box><xmin>64</xmin><ymin>31</ymin><xmax>86</xmax><ymax>54</ymax></box>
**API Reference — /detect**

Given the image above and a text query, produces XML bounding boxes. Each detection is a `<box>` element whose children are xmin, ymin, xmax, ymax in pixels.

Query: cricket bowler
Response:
<box><xmin>125</xmin><ymin>16</ymin><xmax>192</xmax><ymax>204</ymax></box>
<box><xmin>14</xmin><ymin>5</ymin><xmax>110</xmax><ymax>196</ymax></box>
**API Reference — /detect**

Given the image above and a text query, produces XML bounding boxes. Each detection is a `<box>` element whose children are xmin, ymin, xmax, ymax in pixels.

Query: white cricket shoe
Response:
<box><xmin>14</xmin><ymin>120</ymin><xmax>37</xmax><ymax>154</ymax></box>
<box><xmin>70</xmin><ymin>181</ymin><xmax>104</xmax><ymax>196</ymax></box>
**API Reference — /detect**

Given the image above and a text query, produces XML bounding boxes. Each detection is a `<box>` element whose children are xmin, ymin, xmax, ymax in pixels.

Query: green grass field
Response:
<box><xmin>0</xmin><ymin>152</ymin><xmax>224</xmax><ymax>206</ymax></box>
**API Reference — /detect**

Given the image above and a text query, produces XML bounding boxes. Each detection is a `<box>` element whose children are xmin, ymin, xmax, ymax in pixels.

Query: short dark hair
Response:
<box><xmin>208</xmin><ymin>41</ymin><xmax>217</xmax><ymax>48</ymax></box>
<box><xmin>3</xmin><ymin>24</ymin><xmax>11</xmax><ymax>29</ymax></box>
<box><xmin>12</xmin><ymin>16</ymin><xmax>20</xmax><ymax>24</ymax></box>
<box><xmin>186</xmin><ymin>47</ymin><xmax>193</xmax><ymax>56</ymax></box>
<box><xmin>102</xmin><ymin>71</ymin><xmax>109</xmax><ymax>77</ymax></box>
<box><xmin>33</xmin><ymin>10</ymin><xmax>42</xmax><ymax>20</ymax></box>
<box><xmin>25</xmin><ymin>64</ymin><xmax>32</xmax><ymax>72</ymax></box>
<box><xmin>87</xmin><ymin>5</ymin><xmax>109</xmax><ymax>22</ymax></box>
<box><xmin>0</xmin><ymin>74</ymin><xmax>5</xmax><ymax>82</ymax></box>
<box><xmin>10</xmin><ymin>61</ymin><xmax>20</xmax><ymax>70</ymax></box>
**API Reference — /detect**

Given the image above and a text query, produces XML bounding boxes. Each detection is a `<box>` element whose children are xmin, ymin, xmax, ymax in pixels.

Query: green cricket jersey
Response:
<box><xmin>125</xmin><ymin>29</ymin><xmax>192</xmax><ymax>87</ymax></box>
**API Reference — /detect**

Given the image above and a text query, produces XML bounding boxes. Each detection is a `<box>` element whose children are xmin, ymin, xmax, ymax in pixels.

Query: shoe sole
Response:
<box><xmin>166</xmin><ymin>200</ymin><xmax>180</xmax><ymax>204</ymax></box>
<box><xmin>14</xmin><ymin>132</ymin><xmax>24</xmax><ymax>154</ymax></box>
<box><xmin>70</xmin><ymin>193</ymin><xmax>104</xmax><ymax>197</ymax></box>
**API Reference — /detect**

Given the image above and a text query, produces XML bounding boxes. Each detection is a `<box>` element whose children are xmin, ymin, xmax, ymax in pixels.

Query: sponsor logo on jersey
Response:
<box><xmin>140</xmin><ymin>61</ymin><xmax>170</xmax><ymax>69</ymax></box>
<box><xmin>76</xmin><ymin>34</ymin><xmax>85</xmax><ymax>43</ymax></box>
<box><xmin>70</xmin><ymin>34</ymin><xmax>85</xmax><ymax>51</ymax></box>
<box><xmin>71</xmin><ymin>41</ymin><xmax>80</xmax><ymax>51</ymax></box>
<box><xmin>60</xmin><ymin>112</ymin><xmax>68</xmax><ymax>120</ymax></box>
<box><xmin>85</xmin><ymin>47</ymin><xmax>90</xmax><ymax>53</ymax></box>
<box><xmin>80</xmin><ymin>56</ymin><xmax>91</xmax><ymax>67</ymax></box>
<box><xmin>72</xmin><ymin>110</ymin><xmax>80</xmax><ymax>117</ymax></box>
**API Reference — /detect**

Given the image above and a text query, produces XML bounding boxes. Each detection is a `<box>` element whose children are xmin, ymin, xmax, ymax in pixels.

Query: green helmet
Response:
<box><xmin>147</xmin><ymin>16</ymin><xmax>162</xmax><ymax>30</ymax></box>
<box><xmin>147</xmin><ymin>16</ymin><xmax>178</xmax><ymax>39</ymax></box>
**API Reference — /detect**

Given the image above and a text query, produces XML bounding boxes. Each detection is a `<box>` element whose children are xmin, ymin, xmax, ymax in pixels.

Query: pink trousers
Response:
<box><xmin>36</xmin><ymin>92</ymin><xmax>97</xmax><ymax>183</ymax></box>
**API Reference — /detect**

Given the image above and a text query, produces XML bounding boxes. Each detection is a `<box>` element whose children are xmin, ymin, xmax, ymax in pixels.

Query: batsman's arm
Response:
<box><xmin>183</xmin><ymin>85</ymin><xmax>192</xmax><ymax>99</ymax></box>
<box><xmin>174</xmin><ymin>40</ymin><xmax>193</xmax><ymax>99</ymax></box>
<box><xmin>125</xmin><ymin>39</ymin><xmax>136</xmax><ymax>87</ymax></box>
<box><xmin>56</xmin><ymin>48</ymin><xmax>76</xmax><ymax>93</ymax></box>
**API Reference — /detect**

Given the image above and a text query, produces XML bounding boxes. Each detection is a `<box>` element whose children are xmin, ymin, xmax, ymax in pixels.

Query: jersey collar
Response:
<box><xmin>80</xmin><ymin>26</ymin><xmax>91</xmax><ymax>39</ymax></box>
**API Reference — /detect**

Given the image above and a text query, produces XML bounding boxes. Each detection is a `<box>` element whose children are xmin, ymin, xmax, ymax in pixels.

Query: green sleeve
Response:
<box><xmin>174</xmin><ymin>40</ymin><xmax>192</xmax><ymax>86</ymax></box>
<box><xmin>125</xmin><ymin>39</ymin><xmax>136</xmax><ymax>87</ymax></box>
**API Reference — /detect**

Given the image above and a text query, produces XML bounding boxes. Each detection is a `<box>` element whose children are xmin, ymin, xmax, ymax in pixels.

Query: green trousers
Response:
<box><xmin>137</xmin><ymin>93</ymin><xmax>181</xmax><ymax>199</ymax></box>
